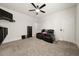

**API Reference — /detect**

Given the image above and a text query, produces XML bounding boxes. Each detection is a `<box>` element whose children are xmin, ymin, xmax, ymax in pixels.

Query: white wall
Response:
<box><xmin>0</xmin><ymin>6</ymin><xmax>37</xmax><ymax>43</ymax></box>
<box><xmin>76</xmin><ymin>4</ymin><xmax>79</xmax><ymax>46</ymax></box>
<box><xmin>38</xmin><ymin>6</ymin><xmax>76</xmax><ymax>43</ymax></box>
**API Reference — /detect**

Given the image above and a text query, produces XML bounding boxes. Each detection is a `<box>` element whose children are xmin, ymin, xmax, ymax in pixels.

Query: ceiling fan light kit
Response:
<box><xmin>35</xmin><ymin>9</ymin><xmax>40</xmax><ymax>13</ymax></box>
<box><xmin>29</xmin><ymin>3</ymin><xmax>46</xmax><ymax>15</ymax></box>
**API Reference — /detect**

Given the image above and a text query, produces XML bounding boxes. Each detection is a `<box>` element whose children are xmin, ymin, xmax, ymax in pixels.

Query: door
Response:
<box><xmin>27</xmin><ymin>26</ymin><xmax>32</xmax><ymax>38</ymax></box>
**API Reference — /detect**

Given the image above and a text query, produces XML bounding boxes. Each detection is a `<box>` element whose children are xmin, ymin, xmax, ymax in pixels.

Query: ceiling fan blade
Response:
<box><xmin>39</xmin><ymin>4</ymin><xmax>46</xmax><ymax>9</ymax></box>
<box><xmin>40</xmin><ymin>10</ymin><xmax>45</xmax><ymax>13</ymax></box>
<box><xmin>29</xmin><ymin>9</ymin><xmax>35</xmax><ymax>11</ymax></box>
<box><xmin>31</xmin><ymin>3</ymin><xmax>37</xmax><ymax>8</ymax></box>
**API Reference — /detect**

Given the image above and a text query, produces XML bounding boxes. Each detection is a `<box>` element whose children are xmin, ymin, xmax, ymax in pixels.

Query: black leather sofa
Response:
<box><xmin>36</xmin><ymin>29</ymin><xmax>55</xmax><ymax>43</ymax></box>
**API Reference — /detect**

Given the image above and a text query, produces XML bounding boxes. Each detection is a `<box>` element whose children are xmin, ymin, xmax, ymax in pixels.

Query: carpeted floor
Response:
<box><xmin>0</xmin><ymin>37</ymin><xmax>79</xmax><ymax>56</ymax></box>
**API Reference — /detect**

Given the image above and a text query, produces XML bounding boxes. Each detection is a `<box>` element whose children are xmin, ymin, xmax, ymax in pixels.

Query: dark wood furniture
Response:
<box><xmin>21</xmin><ymin>35</ymin><xmax>27</xmax><ymax>39</ymax></box>
<box><xmin>0</xmin><ymin>8</ymin><xmax>15</xmax><ymax>22</ymax></box>
<box><xmin>0</xmin><ymin>27</ymin><xmax>8</xmax><ymax>44</ymax></box>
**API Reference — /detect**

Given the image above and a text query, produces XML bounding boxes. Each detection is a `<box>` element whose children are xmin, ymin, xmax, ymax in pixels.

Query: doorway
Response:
<box><xmin>27</xmin><ymin>26</ymin><xmax>32</xmax><ymax>38</ymax></box>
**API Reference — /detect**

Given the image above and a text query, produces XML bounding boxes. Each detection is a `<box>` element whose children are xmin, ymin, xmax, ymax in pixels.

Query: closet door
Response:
<box><xmin>27</xmin><ymin>26</ymin><xmax>32</xmax><ymax>38</ymax></box>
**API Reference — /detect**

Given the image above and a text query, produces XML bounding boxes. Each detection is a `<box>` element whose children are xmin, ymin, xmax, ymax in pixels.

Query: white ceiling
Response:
<box><xmin>0</xmin><ymin>3</ymin><xmax>76</xmax><ymax>19</ymax></box>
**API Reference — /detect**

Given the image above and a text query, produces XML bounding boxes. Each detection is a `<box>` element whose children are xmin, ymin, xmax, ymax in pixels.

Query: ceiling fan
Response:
<box><xmin>29</xmin><ymin>3</ymin><xmax>46</xmax><ymax>15</ymax></box>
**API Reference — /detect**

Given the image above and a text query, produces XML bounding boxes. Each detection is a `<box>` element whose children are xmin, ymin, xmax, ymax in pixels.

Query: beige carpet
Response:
<box><xmin>0</xmin><ymin>37</ymin><xmax>79</xmax><ymax>56</ymax></box>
